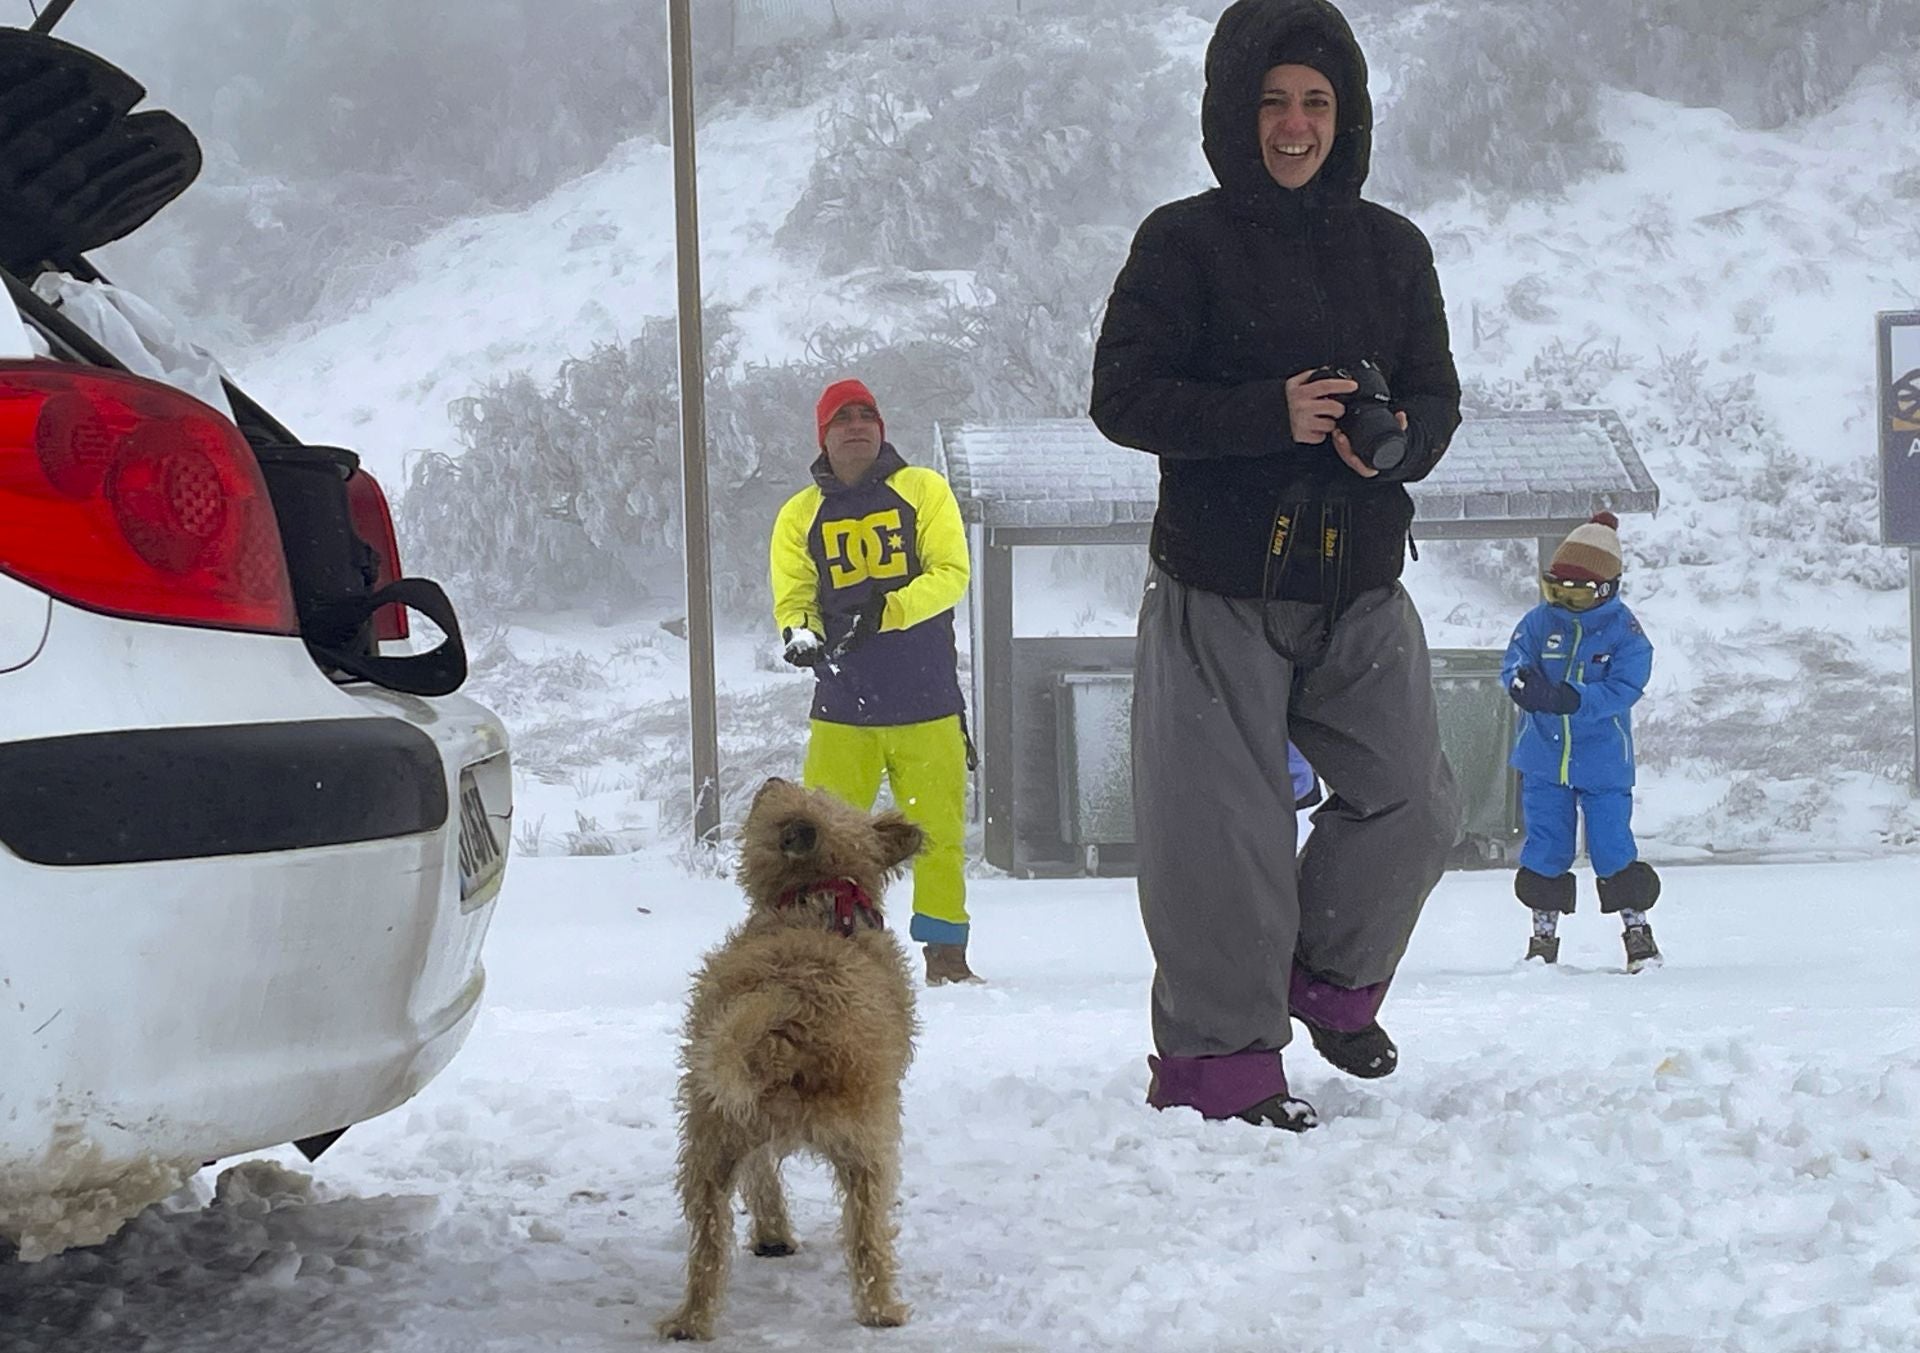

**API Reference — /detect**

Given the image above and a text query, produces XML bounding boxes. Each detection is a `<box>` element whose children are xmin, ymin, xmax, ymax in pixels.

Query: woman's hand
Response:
<box><xmin>1331</xmin><ymin>411</ymin><xmax>1409</xmax><ymax>479</ymax></box>
<box><xmin>1285</xmin><ymin>369</ymin><xmax>1358</xmax><ymax>446</ymax></box>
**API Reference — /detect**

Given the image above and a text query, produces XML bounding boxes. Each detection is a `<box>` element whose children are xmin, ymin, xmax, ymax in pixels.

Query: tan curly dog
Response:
<box><xmin>658</xmin><ymin>777</ymin><xmax>922</xmax><ymax>1342</ymax></box>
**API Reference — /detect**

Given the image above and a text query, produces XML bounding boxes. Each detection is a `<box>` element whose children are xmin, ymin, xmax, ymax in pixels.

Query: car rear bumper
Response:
<box><xmin>0</xmin><ymin>678</ymin><xmax>512</xmax><ymax>1255</ymax></box>
<box><xmin>0</xmin><ymin>717</ymin><xmax>448</xmax><ymax>866</ymax></box>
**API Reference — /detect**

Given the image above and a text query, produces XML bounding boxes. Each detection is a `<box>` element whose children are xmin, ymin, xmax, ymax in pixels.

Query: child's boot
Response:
<box><xmin>1516</xmin><ymin>868</ymin><xmax>1575</xmax><ymax>963</ymax></box>
<box><xmin>1598</xmin><ymin>862</ymin><xmax>1662</xmax><ymax>973</ymax></box>
<box><xmin>1621</xmin><ymin>918</ymin><xmax>1661</xmax><ymax>973</ymax></box>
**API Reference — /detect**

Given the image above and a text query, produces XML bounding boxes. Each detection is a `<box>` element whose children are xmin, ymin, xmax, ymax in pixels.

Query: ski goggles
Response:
<box><xmin>1539</xmin><ymin>574</ymin><xmax>1617</xmax><ymax>611</ymax></box>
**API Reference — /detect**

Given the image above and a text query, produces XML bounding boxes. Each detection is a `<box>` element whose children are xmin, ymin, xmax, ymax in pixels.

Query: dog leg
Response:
<box><xmin>658</xmin><ymin>1113</ymin><xmax>743</xmax><ymax>1342</ymax></box>
<box><xmin>739</xmin><ymin>1145</ymin><xmax>798</xmax><ymax>1257</ymax></box>
<box><xmin>830</xmin><ymin>1142</ymin><xmax>909</xmax><ymax>1328</ymax></box>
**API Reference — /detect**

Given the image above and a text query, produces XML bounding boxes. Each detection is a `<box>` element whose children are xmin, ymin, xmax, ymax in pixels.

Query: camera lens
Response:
<box><xmin>1366</xmin><ymin>428</ymin><xmax>1407</xmax><ymax>472</ymax></box>
<box><xmin>1343</xmin><ymin>404</ymin><xmax>1406</xmax><ymax>472</ymax></box>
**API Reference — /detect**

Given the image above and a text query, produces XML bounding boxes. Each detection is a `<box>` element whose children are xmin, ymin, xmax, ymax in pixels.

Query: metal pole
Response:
<box><xmin>669</xmin><ymin>0</ymin><xmax>722</xmax><ymax>847</ymax></box>
<box><xmin>29</xmin><ymin>0</ymin><xmax>82</xmax><ymax>34</ymax></box>
<box><xmin>1911</xmin><ymin>548</ymin><xmax>1920</xmax><ymax>789</ymax></box>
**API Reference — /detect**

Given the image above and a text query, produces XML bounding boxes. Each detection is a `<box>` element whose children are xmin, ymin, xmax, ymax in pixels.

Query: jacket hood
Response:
<box><xmin>1202</xmin><ymin>0</ymin><xmax>1372</xmax><ymax>214</ymax></box>
<box><xmin>811</xmin><ymin>441</ymin><xmax>906</xmax><ymax>494</ymax></box>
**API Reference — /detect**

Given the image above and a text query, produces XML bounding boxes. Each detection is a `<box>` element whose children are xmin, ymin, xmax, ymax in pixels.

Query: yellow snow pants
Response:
<box><xmin>802</xmin><ymin>715</ymin><xmax>970</xmax><ymax>944</ymax></box>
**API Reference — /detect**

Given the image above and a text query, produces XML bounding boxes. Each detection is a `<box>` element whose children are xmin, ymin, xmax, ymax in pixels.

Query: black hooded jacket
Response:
<box><xmin>1090</xmin><ymin>0</ymin><xmax>1461</xmax><ymax>603</ymax></box>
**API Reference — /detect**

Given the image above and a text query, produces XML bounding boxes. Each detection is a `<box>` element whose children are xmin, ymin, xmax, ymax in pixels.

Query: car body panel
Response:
<box><xmin>0</xmin><ymin>571</ymin><xmax>50</xmax><ymax>672</ymax></box>
<box><xmin>0</xmin><ymin>596</ymin><xmax>511</xmax><ymax>1254</ymax></box>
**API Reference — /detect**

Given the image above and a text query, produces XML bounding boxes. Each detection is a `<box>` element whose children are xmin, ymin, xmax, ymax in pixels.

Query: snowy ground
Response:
<box><xmin>5</xmin><ymin>854</ymin><xmax>1916</xmax><ymax>1352</ymax></box>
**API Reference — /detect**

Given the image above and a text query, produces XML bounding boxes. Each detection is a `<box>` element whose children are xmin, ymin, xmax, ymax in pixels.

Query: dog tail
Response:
<box><xmin>692</xmin><ymin>985</ymin><xmax>820</xmax><ymax>1124</ymax></box>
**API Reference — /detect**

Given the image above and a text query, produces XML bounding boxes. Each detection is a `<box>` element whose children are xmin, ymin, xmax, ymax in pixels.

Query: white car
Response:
<box><xmin>0</xmin><ymin>22</ymin><xmax>510</xmax><ymax>1259</ymax></box>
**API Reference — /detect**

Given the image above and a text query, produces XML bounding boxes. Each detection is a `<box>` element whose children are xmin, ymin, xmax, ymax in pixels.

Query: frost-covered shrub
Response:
<box><xmin>923</xmin><ymin>220</ymin><xmax>1132</xmax><ymax>420</ymax></box>
<box><xmin>1461</xmin><ymin>336</ymin><xmax>1637</xmax><ymax>414</ymax></box>
<box><xmin>400</xmin><ymin>310</ymin><xmax>978</xmax><ymax>622</ymax></box>
<box><xmin>778</xmin><ymin>16</ymin><xmax>1193</xmax><ymax>273</ymax></box>
<box><xmin>403</xmin><ymin>312</ymin><xmax>780</xmax><ymax>620</ymax></box>
<box><xmin>1371</xmin><ymin>3</ymin><xmax>1620</xmax><ymax>208</ymax></box>
<box><xmin>1576</xmin><ymin>0</ymin><xmax>1920</xmax><ymax>128</ymax></box>
<box><xmin>1636</xmin><ymin>628</ymin><xmax>1912</xmax><ymax>782</ymax></box>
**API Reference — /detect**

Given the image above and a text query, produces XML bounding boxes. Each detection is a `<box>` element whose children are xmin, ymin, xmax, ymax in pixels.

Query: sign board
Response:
<box><xmin>1880</xmin><ymin>310</ymin><xmax>1920</xmax><ymax>547</ymax></box>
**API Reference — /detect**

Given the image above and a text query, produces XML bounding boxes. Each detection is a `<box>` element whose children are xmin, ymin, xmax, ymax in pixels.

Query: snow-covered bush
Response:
<box><xmin>1575</xmin><ymin>0</ymin><xmax>1920</xmax><ymax>129</ymax></box>
<box><xmin>926</xmin><ymin>220</ymin><xmax>1132</xmax><ymax>420</ymax></box>
<box><xmin>403</xmin><ymin>311</ymin><xmax>784</xmax><ymax>620</ymax></box>
<box><xmin>401</xmin><ymin>311</ymin><xmax>976</xmax><ymax>623</ymax></box>
<box><xmin>1370</xmin><ymin>3</ymin><xmax>1620</xmax><ymax>209</ymax></box>
<box><xmin>777</xmin><ymin>15</ymin><xmax>1192</xmax><ymax>274</ymax></box>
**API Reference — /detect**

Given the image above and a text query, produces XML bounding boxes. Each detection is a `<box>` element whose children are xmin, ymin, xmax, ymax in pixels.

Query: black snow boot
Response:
<box><xmin>1235</xmin><ymin>1093</ymin><xmax>1320</xmax><ymax>1132</ymax></box>
<box><xmin>1623</xmin><ymin>922</ymin><xmax>1661</xmax><ymax>973</ymax></box>
<box><xmin>1303</xmin><ymin>1020</ymin><xmax>1399</xmax><ymax>1079</ymax></box>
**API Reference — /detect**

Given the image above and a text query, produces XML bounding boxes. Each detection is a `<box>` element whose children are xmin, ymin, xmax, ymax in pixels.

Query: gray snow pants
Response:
<box><xmin>1133</xmin><ymin>566</ymin><xmax>1462</xmax><ymax>1059</ymax></box>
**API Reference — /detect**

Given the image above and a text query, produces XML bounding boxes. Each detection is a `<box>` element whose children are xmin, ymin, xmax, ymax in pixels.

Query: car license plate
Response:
<box><xmin>457</xmin><ymin>765</ymin><xmax>506</xmax><ymax>910</ymax></box>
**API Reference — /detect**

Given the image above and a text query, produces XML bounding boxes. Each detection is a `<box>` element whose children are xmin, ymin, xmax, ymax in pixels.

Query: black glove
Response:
<box><xmin>1509</xmin><ymin>665</ymin><xmax>1580</xmax><ymax>715</ymax></box>
<box><xmin>829</xmin><ymin>593</ymin><xmax>889</xmax><ymax>660</ymax></box>
<box><xmin>781</xmin><ymin>626</ymin><xmax>824</xmax><ymax>669</ymax></box>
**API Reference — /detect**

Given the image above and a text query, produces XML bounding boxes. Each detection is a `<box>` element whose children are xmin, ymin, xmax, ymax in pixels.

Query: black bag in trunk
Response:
<box><xmin>251</xmin><ymin>441</ymin><xmax>468</xmax><ymax>697</ymax></box>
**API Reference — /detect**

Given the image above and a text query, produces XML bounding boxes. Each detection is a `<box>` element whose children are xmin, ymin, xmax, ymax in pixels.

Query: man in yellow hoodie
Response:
<box><xmin>770</xmin><ymin>379</ymin><xmax>980</xmax><ymax>984</ymax></box>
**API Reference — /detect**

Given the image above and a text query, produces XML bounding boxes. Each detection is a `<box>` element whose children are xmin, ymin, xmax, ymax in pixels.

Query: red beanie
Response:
<box><xmin>815</xmin><ymin>379</ymin><xmax>884</xmax><ymax>449</ymax></box>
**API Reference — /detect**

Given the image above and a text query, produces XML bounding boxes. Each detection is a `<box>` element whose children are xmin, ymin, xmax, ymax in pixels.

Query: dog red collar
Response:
<box><xmin>777</xmin><ymin>878</ymin><xmax>882</xmax><ymax>938</ymax></box>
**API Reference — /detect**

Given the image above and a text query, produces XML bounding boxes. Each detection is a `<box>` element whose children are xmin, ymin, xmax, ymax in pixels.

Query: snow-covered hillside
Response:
<box><xmin>234</xmin><ymin>107</ymin><xmax>846</xmax><ymax>487</ymax></box>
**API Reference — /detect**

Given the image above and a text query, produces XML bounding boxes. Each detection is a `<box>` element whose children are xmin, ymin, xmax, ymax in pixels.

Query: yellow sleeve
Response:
<box><xmin>770</xmin><ymin>488</ymin><xmax>823</xmax><ymax>634</ymax></box>
<box><xmin>881</xmin><ymin>468</ymin><xmax>970</xmax><ymax>631</ymax></box>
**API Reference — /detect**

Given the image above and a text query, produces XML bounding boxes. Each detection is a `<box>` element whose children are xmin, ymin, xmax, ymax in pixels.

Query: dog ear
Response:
<box><xmin>870</xmin><ymin>810</ymin><xmax>924</xmax><ymax>874</ymax></box>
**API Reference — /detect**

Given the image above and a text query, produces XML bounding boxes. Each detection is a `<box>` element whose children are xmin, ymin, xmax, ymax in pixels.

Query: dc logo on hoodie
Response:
<box><xmin>822</xmin><ymin>511</ymin><xmax>910</xmax><ymax>588</ymax></box>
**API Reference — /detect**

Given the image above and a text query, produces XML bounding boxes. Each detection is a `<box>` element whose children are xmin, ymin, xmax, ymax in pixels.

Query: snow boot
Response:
<box><xmin>923</xmin><ymin>942</ymin><xmax>984</xmax><ymax>986</ymax></box>
<box><xmin>1233</xmin><ymin>1093</ymin><xmax>1320</xmax><ymax>1131</ymax></box>
<box><xmin>1301</xmin><ymin>1019</ymin><xmax>1398</xmax><ymax>1078</ymax></box>
<box><xmin>1622</xmin><ymin>922</ymin><xmax>1661</xmax><ymax>973</ymax></box>
<box><xmin>1146</xmin><ymin>1051</ymin><xmax>1319</xmax><ymax>1131</ymax></box>
<box><xmin>1289</xmin><ymin>963</ymin><xmax>1394</xmax><ymax>1077</ymax></box>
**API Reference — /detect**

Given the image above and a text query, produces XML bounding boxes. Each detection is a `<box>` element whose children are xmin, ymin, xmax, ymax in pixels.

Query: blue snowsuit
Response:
<box><xmin>1500</xmin><ymin>595</ymin><xmax>1652</xmax><ymax>880</ymax></box>
<box><xmin>1288</xmin><ymin>741</ymin><xmax>1318</xmax><ymax>810</ymax></box>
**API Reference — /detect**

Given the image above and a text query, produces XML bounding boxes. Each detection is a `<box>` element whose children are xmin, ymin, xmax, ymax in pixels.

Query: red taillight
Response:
<box><xmin>344</xmin><ymin>467</ymin><xmax>408</xmax><ymax>641</ymax></box>
<box><xmin>0</xmin><ymin>361</ymin><xmax>297</xmax><ymax>635</ymax></box>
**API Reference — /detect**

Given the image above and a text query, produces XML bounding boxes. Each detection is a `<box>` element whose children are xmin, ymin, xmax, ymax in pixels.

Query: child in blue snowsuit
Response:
<box><xmin>1501</xmin><ymin>512</ymin><xmax>1662</xmax><ymax>971</ymax></box>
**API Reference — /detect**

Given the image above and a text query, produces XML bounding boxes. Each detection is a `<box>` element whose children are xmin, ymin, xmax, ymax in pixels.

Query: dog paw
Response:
<box><xmin>656</xmin><ymin>1310</ymin><xmax>713</xmax><ymax>1342</ymax></box>
<box><xmin>751</xmin><ymin>1239</ymin><xmax>797</xmax><ymax>1258</ymax></box>
<box><xmin>856</xmin><ymin>1300</ymin><xmax>910</xmax><ymax>1329</ymax></box>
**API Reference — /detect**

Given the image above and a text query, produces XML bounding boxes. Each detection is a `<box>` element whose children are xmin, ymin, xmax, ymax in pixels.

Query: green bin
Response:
<box><xmin>1048</xmin><ymin>651</ymin><xmax>1525</xmax><ymax>874</ymax></box>
<box><xmin>1429</xmin><ymin>648</ymin><xmax>1524</xmax><ymax>868</ymax></box>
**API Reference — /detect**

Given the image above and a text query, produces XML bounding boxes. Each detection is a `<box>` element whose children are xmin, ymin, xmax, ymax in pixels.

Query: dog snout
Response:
<box><xmin>779</xmin><ymin>818</ymin><xmax>818</xmax><ymax>857</ymax></box>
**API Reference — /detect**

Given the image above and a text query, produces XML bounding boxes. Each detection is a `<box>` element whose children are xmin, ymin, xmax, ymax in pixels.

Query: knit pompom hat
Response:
<box><xmin>1548</xmin><ymin>512</ymin><xmax>1622</xmax><ymax>582</ymax></box>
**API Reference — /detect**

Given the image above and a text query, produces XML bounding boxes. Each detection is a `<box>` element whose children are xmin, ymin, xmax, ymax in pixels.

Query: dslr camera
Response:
<box><xmin>1307</xmin><ymin>359</ymin><xmax>1406</xmax><ymax>473</ymax></box>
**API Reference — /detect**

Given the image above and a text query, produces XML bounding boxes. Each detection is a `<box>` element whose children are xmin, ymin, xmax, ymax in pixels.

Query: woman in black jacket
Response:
<box><xmin>1092</xmin><ymin>0</ymin><xmax>1463</xmax><ymax>1130</ymax></box>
